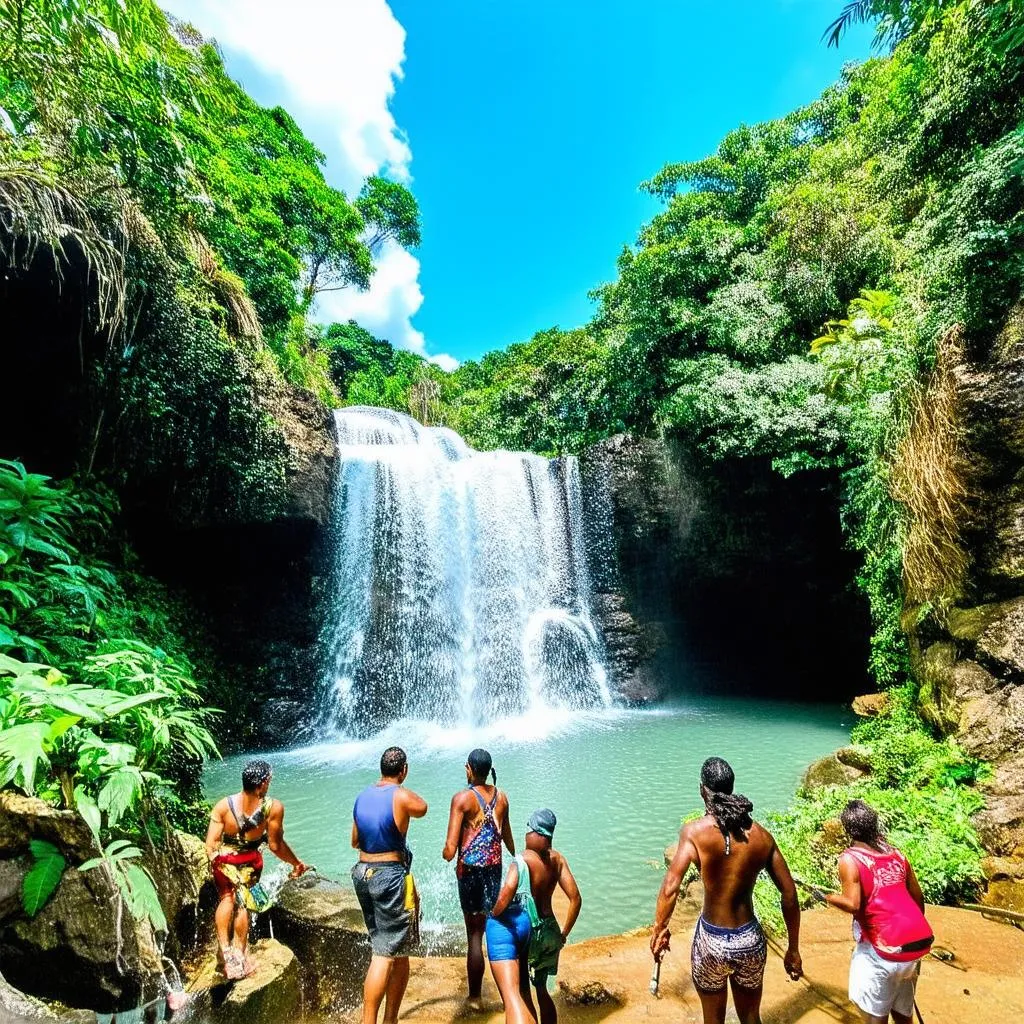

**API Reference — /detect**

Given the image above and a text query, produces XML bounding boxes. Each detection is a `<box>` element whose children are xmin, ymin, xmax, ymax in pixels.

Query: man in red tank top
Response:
<box><xmin>826</xmin><ymin>800</ymin><xmax>933</xmax><ymax>1024</ymax></box>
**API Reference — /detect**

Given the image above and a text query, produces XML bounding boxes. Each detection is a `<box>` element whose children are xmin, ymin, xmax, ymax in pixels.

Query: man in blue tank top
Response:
<box><xmin>351</xmin><ymin>746</ymin><xmax>428</xmax><ymax>1024</ymax></box>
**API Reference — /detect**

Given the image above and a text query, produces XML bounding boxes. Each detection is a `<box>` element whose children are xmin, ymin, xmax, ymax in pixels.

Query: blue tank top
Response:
<box><xmin>353</xmin><ymin>783</ymin><xmax>406</xmax><ymax>854</ymax></box>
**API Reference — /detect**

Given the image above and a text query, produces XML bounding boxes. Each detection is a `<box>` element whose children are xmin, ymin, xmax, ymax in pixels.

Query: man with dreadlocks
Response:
<box><xmin>652</xmin><ymin>756</ymin><xmax>802</xmax><ymax>1024</ymax></box>
<box><xmin>206</xmin><ymin>759</ymin><xmax>309</xmax><ymax>979</ymax></box>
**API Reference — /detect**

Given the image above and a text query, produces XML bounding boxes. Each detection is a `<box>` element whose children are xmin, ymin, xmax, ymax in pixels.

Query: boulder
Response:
<box><xmin>0</xmin><ymin>858</ymin><xmax>165</xmax><ymax>1013</ymax></box>
<box><xmin>835</xmin><ymin>745</ymin><xmax>873</xmax><ymax>772</ymax></box>
<box><xmin>191</xmin><ymin>939</ymin><xmax>300</xmax><ymax>1024</ymax></box>
<box><xmin>269</xmin><ymin>874</ymin><xmax>369</xmax><ymax>1012</ymax></box>
<box><xmin>0</xmin><ymin>795</ymin><xmax>208</xmax><ymax>1012</ymax></box>
<box><xmin>558</xmin><ymin>978</ymin><xmax>624</xmax><ymax>1006</ymax></box>
<box><xmin>143</xmin><ymin>830</ymin><xmax>215</xmax><ymax>957</ymax></box>
<box><xmin>0</xmin><ymin>973</ymin><xmax>93</xmax><ymax>1023</ymax></box>
<box><xmin>957</xmin><ymin>685</ymin><xmax>1024</xmax><ymax>761</ymax></box>
<box><xmin>974</xmin><ymin>755</ymin><xmax>1024</xmax><ymax>857</ymax></box>
<box><xmin>851</xmin><ymin>693</ymin><xmax>889</xmax><ymax>717</ymax></box>
<box><xmin>981</xmin><ymin>879</ymin><xmax>1024</xmax><ymax>916</ymax></box>
<box><xmin>802</xmin><ymin>753</ymin><xmax>867</xmax><ymax>792</ymax></box>
<box><xmin>0</xmin><ymin>794</ymin><xmax>95</xmax><ymax>862</ymax></box>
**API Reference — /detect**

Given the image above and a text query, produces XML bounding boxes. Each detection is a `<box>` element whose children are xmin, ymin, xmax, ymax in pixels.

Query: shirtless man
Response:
<box><xmin>443</xmin><ymin>748</ymin><xmax>515</xmax><ymax>1009</ymax></box>
<box><xmin>487</xmin><ymin>809</ymin><xmax>582</xmax><ymax>1024</ymax></box>
<box><xmin>205</xmin><ymin>759</ymin><xmax>308</xmax><ymax>979</ymax></box>
<box><xmin>652</xmin><ymin>757</ymin><xmax>802</xmax><ymax>1024</ymax></box>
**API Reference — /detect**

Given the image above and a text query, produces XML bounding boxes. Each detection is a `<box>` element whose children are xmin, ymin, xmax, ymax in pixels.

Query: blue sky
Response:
<box><xmin>169</xmin><ymin>1</ymin><xmax>872</xmax><ymax>366</ymax></box>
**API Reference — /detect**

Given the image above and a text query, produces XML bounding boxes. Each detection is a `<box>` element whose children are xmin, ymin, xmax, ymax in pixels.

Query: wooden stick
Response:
<box><xmin>960</xmin><ymin>903</ymin><xmax>1024</xmax><ymax>925</ymax></box>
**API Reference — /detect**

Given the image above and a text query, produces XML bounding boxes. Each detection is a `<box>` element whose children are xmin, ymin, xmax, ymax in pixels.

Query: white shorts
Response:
<box><xmin>849</xmin><ymin>940</ymin><xmax>921</xmax><ymax>1018</ymax></box>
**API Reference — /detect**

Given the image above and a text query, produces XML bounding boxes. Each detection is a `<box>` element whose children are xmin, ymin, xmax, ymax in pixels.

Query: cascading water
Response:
<box><xmin>318</xmin><ymin>406</ymin><xmax>612</xmax><ymax>737</ymax></box>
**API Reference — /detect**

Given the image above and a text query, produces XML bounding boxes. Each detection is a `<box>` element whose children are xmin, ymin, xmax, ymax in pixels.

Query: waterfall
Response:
<box><xmin>318</xmin><ymin>406</ymin><xmax>612</xmax><ymax>736</ymax></box>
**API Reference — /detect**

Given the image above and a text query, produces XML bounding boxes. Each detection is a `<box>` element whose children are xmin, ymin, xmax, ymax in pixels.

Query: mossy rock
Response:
<box><xmin>802</xmin><ymin>753</ymin><xmax>868</xmax><ymax>792</ymax></box>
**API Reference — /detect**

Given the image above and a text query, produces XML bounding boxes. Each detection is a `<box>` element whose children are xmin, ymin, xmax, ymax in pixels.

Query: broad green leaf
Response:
<box><xmin>22</xmin><ymin>841</ymin><xmax>65</xmax><ymax>917</ymax></box>
<box><xmin>0</xmin><ymin>722</ymin><xmax>51</xmax><ymax>793</ymax></box>
<box><xmin>104</xmin><ymin>692</ymin><xmax>165</xmax><ymax>716</ymax></box>
<box><xmin>97</xmin><ymin>767</ymin><xmax>143</xmax><ymax>826</ymax></box>
<box><xmin>74</xmin><ymin>788</ymin><xmax>102</xmax><ymax>839</ymax></box>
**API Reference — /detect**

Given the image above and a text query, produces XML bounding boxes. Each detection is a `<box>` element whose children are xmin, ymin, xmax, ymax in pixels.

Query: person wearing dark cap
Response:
<box><xmin>205</xmin><ymin>759</ymin><xmax>308</xmax><ymax>979</ymax></box>
<box><xmin>487</xmin><ymin>809</ymin><xmax>582</xmax><ymax>1024</ymax></box>
<box><xmin>443</xmin><ymin>748</ymin><xmax>515</xmax><ymax>1010</ymax></box>
<box><xmin>652</xmin><ymin>756</ymin><xmax>802</xmax><ymax>1024</ymax></box>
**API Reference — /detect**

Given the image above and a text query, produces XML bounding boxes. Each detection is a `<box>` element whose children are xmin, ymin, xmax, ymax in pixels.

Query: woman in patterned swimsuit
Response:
<box><xmin>443</xmin><ymin>749</ymin><xmax>516</xmax><ymax>1009</ymax></box>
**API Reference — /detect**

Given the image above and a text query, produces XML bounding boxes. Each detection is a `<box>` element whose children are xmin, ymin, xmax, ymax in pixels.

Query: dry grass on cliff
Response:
<box><xmin>891</xmin><ymin>325</ymin><xmax>972</xmax><ymax>608</ymax></box>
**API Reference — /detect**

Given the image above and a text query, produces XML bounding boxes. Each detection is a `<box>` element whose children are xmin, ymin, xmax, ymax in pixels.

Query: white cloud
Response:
<box><xmin>168</xmin><ymin>0</ymin><xmax>451</xmax><ymax>365</ymax></box>
<box><xmin>429</xmin><ymin>352</ymin><xmax>460</xmax><ymax>373</ymax></box>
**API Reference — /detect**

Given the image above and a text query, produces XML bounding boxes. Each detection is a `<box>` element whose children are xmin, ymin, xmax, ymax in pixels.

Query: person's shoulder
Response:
<box><xmin>267</xmin><ymin>797</ymin><xmax>284</xmax><ymax>818</ymax></box>
<box><xmin>211</xmin><ymin>796</ymin><xmax>229</xmax><ymax>816</ymax></box>
<box><xmin>681</xmin><ymin>815</ymin><xmax>714</xmax><ymax>841</ymax></box>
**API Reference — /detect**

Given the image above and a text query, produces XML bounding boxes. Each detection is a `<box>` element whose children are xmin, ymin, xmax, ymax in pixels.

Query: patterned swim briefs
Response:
<box><xmin>690</xmin><ymin>916</ymin><xmax>768</xmax><ymax>993</ymax></box>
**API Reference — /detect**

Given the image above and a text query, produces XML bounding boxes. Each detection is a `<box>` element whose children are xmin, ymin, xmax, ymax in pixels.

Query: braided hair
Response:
<box><xmin>468</xmin><ymin>748</ymin><xmax>497</xmax><ymax>785</ymax></box>
<box><xmin>700</xmin><ymin>757</ymin><xmax>753</xmax><ymax>855</ymax></box>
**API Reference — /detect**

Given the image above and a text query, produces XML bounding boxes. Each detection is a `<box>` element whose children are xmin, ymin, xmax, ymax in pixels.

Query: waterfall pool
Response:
<box><xmin>204</xmin><ymin>697</ymin><xmax>850</xmax><ymax>942</ymax></box>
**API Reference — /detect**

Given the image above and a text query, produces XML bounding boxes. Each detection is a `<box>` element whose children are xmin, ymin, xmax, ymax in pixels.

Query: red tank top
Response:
<box><xmin>844</xmin><ymin>846</ymin><xmax>933</xmax><ymax>962</ymax></box>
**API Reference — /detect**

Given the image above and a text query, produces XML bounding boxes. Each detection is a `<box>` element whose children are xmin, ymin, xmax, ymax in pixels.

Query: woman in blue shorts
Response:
<box><xmin>486</xmin><ymin>853</ymin><xmax>534</xmax><ymax>1024</ymax></box>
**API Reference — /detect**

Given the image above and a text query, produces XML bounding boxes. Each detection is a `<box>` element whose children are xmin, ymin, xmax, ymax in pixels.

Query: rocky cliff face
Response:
<box><xmin>580</xmin><ymin>434</ymin><xmax>870</xmax><ymax>704</ymax></box>
<box><xmin>911</xmin><ymin>307</ymin><xmax>1024</xmax><ymax>905</ymax></box>
<box><xmin>134</xmin><ymin>385</ymin><xmax>338</xmax><ymax>749</ymax></box>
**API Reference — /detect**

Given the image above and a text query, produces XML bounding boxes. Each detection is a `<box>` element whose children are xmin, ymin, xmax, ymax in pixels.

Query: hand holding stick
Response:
<box><xmin>649</xmin><ymin>958</ymin><xmax>662</xmax><ymax>996</ymax></box>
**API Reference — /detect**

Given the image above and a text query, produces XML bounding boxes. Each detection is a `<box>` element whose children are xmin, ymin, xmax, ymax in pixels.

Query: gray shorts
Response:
<box><xmin>352</xmin><ymin>861</ymin><xmax>416</xmax><ymax>958</ymax></box>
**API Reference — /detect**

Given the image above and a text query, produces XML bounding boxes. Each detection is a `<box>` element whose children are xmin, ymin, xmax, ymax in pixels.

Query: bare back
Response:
<box><xmin>685</xmin><ymin>815</ymin><xmax>778</xmax><ymax>928</ymax></box>
<box><xmin>522</xmin><ymin>848</ymin><xmax>565</xmax><ymax>918</ymax></box>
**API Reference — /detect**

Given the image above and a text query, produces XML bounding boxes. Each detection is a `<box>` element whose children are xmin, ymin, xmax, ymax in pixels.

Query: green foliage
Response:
<box><xmin>21</xmin><ymin>839</ymin><xmax>65</xmax><ymax>917</ymax></box>
<box><xmin>0</xmin><ymin>461</ymin><xmax>218</xmax><ymax>825</ymax></box>
<box><xmin>80</xmin><ymin>838</ymin><xmax>167</xmax><ymax>933</ymax></box>
<box><xmin>753</xmin><ymin>692</ymin><xmax>984</xmax><ymax>930</ymax></box>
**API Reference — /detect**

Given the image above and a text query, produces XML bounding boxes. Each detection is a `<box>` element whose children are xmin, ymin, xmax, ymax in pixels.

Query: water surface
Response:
<box><xmin>204</xmin><ymin>697</ymin><xmax>849</xmax><ymax>942</ymax></box>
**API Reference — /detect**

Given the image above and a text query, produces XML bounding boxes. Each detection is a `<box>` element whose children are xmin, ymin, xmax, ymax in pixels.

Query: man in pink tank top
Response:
<box><xmin>826</xmin><ymin>800</ymin><xmax>933</xmax><ymax>1024</ymax></box>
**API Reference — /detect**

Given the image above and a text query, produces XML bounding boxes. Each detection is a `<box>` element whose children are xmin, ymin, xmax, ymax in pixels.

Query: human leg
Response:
<box><xmin>729</xmin><ymin>979</ymin><xmax>763</xmax><ymax>1024</ymax></box>
<box><xmin>465</xmin><ymin>912</ymin><xmax>487</xmax><ymax>999</ymax></box>
<box><xmin>382</xmin><ymin>956</ymin><xmax>410</xmax><ymax>1024</ymax></box>
<box><xmin>214</xmin><ymin>894</ymin><xmax>235</xmax><ymax>953</ymax></box>
<box><xmin>890</xmin><ymin>1012</ymin><xmax>913</xmax><ymax>1024</ymax></box>
<box><xmin>233</xmin><ymin>906</ymin><xmax>250</xmax><ymax>952</ymax></box>
<box><xmin>533</xmin><ymin>974</ymin><xmax>556</xmax><ymax>1024</ymax></box>
<box><xmin>489</xmin><ymin>960</ymin><xmax>535</xmax><ymax>1024</ymax></box>
<box><xmin>695</xmin><ymin>986</ymin><xmax>728</xmax><ymax>1024</ymax></box>
<box><xmin>361</xmin><ymin>955</ymin><xmax>393</xmax><ymax>1024</ymax></box>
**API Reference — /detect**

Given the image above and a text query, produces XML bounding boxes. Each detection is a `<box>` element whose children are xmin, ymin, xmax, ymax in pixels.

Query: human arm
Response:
<box><xmin>825</xmin><ymin>854</ymin><xmax>862</xmax><ymax>915</ymax></box>
<box><xmin>766</xmin><ymin>838</ymin><xmax>802</xmax><ymax>980</ymax></box>
<box><xmin>500</xmin><ymin>794</ymin><xmax>516</xmax><ymax>855</ymax></box>
<box><xmin>266</xmin><ymin>802</ymin><xmax>308</xmax><ymax>878</ymax></box>
<box><xmin>204</xmin><ymin>802</ymin><xmax>225</xmax><ymax>863</ymax></box>
<box><xmin>557</xmin><ymin>855</ymin><xmax>582</xmax><ymax>943</ymax></box>
<box><xmin>904</xmin><ymin>859</ymin><xmax>925</xmax><ymax>914</ymax></box>
<box><xmin>442</xmin><ymin>794</ymin><xmax>463</xmax><ymax>862</ymax></box>
<box><xmin>351</xmin><ymin>819</ymin><xmax>359</xmax><ymax>850</ymax></box>
<box><xmin>651</xmin><ymin>826</ymin><xmax>697</xmax><ymax>961</ymax></box>
<box><xmin>490</xmin><ymin>860</ymin><xmax>519</xmax><ymax>918</ymax></box>
<box><xmin>401</xmin><ymin>788</ymin><xmax>429</xmax><ymax>819</ymax></box>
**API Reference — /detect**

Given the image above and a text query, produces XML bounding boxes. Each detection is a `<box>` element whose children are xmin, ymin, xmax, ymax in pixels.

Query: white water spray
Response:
<box><xmin>318</xmin><ymin>406</ymin><xmax>611</xmax><ymax>736</ymax></box>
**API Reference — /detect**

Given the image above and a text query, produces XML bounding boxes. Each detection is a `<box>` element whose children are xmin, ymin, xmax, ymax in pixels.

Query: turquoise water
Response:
<box><xmin>203</xmin><ymin>698</ymin><xmax>850</xmax><ymax>942</ymax></box>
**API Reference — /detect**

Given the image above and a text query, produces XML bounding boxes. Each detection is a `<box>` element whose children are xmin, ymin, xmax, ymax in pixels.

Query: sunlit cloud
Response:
<box><xmin>168</xmin><ymin>0</ymin><xmax>453</xmax><ymax>365</ymax></box>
